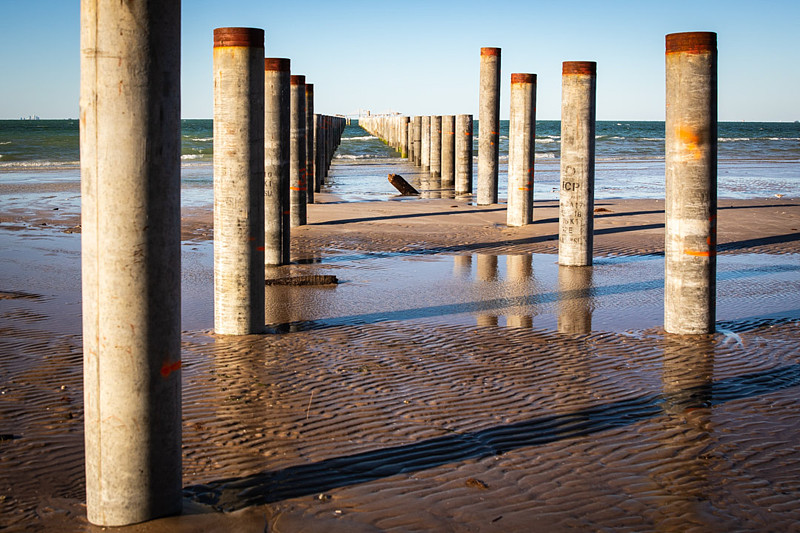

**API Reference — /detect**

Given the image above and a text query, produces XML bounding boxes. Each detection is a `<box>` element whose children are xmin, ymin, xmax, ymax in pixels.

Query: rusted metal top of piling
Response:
<box><xmin>666</xmin><ymin>32</ymin><xmax>717</xmax><ymax>54</ymax></box>
<box><xmin>511</xmin><ymin>73</ymin><xmax>536</xmax><ymax>84</ymax></box>
<box><xmin>265</xmin><ymin>58</ymin><xmax>290</xmax><ymax>72</ymax></box>
<box><xmin>562</xmin><ymin>62</ymin><xmax>596</xmax><ymax>75</ymax></box>
<box><xmin>213</xmin><ymin>27</ymin><xmax>264</xmax><ymax>48</ymax></box>
<box><xmin>290</xmin><ymin>75</ymin><xmax>306</xmax><ymax>86</ymax></box>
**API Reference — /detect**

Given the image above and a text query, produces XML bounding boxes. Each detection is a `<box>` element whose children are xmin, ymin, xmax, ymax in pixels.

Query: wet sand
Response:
<box><xmin>1</xmin><ymin>183</ymin><xmax>800</xmax><ymax>531</ymax></box>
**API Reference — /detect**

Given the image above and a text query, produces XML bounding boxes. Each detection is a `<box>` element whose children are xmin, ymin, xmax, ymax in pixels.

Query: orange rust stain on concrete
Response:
<box><xmin>677</xmin><ymin>125</ymin><xmax>703</xmax><ymax>160</ymax></box>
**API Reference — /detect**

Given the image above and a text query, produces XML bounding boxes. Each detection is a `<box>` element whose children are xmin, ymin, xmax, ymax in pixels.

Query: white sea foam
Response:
<box><xmin>343</xmin><ymin>136</ymin><xmax>378</xmax><ymax>141</ymax></box>
<box><xmin>0</xmin><ymin>160</ymin><xmax>80</xmax><ymax>168</ymax></box>
<box><xmin>181</xmin><ymin>154</ymin><xmax>204</xmax><ymax>160</ymax></box>
<box><xmin>190</xmin><ymin>137</ymin><xmax>213</xmax><ymax>142</ymax></box>
<box><xmin>720</xmin><ymin>137</ymin><xmax>800</xmax><ymax>142</ymax></box>
<box><xmin>335</xmin><ymin>154</ymin><xmax>380</xmax><ymax>160</ymax></box>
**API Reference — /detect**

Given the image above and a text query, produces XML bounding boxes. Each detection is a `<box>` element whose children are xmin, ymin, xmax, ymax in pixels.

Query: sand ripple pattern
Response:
<box><xmin>3</xmin><ymin>318</ymin><xmax>800</xmax><ymax>530</ymax></box>
<box><xmin>177</xmin><ymin>321</ymin><xmax>800</xmax><ymax>531</ymax></box>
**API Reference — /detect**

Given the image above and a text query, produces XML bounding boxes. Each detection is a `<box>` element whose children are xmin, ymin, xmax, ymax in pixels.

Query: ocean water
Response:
<box><xmin>1</xmin><ymin>119</ymin><xmax>798</xmax><ymax>203</ymax></box>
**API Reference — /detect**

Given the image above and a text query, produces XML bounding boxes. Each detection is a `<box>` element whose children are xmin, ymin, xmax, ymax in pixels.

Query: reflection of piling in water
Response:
<box><xmin>290</xmin><ymin>75</ymin><xmax>307</xmax><ymax>227</ymax></box>
<box><xmin>430</xmin><ymin>115</ymin><xmax>442</xmax><ymax>178</ymax></box>
<box><xmin>441</xmin><ymin>115</ymin><xmax>456</xmax><ymax>189</ymax></box>
<box><xmin>661</xmin><ymin>334</ymin><xmax>714</xmax><ymax>416</ymax></box>
<box><xmin>559</xmin><ymin>62</ymin><xmax>596</xmax><ymax>266</ymax></box>
<box><xmin>664</xmin><ymin>32</ymin><xmax>717</xmax><ymax>335</ymax></box>
<box><xmin>80</xmin><ymin>3</ymin><xmax>183</xmax><ymax>524</ymax></box>
<box><xmin>213</xmin><ymin>28</ymin><xmax>266</xmax><ymax>336</ymax></box>
<box><xmin>658</xmin><ymin>334</ymin><xmax>714</xmax><ymax>522</ymax></box>
<box><xmin>506</xmin><ymin>254</ymin><xmax>533</xmax><ymax>328</ymax></box>
<box><xmin>477</xmin><ymin>253</ymin><xmax>499</xmax><ymax>281</ymax></box>
<box><xmin>421</xmin><ymin>115</ymin><xmax>431</xmax><ymax>171</ymax></box>
<box><xmin>507</xmin><ymin>73</ymin><xmax>536</xmax><ymax>227</ymax></box>
<box><xmin>453</xmin><ymin>254</ymin><xmax>473</xmax><ymax>276</ymax></box>
<box><xmin>264</xmin><ymin>58</ymin><xmax>290</xmax><ymax>266</ymax></box>
<box><xmin>557</xmin><ymin>265</ymin><xmax>593</xmax><ymax>334</ymax></box>
<box><xmin>305</xmin><ymin>83</ymin><xmax>315</xmax><ymax>204</ymax></box>
<box><xmin>506</xmin><ymin>253</ymin><xmax>532</xmax><ymax>280</ymax></box>
<box><xmin>476</xmin><ymin>254</ymin><xmax>499</xmax><ymax>326</ymax></box>
<box><xmin>455</xmin><ymin>114</ymin><xmax>474</xmax><ymax>197</ymax></box>
<box><xmin>478</xmin><ymin>47</ymin><xmax>501</xmax><ymax>205</ymax></box>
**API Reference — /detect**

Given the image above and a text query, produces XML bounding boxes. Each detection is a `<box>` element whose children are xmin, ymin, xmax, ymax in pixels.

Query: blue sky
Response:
<box><xmin>1</xmin><ymin>0</ymin><xmax>798</xmax><ymax>121</ymax></box>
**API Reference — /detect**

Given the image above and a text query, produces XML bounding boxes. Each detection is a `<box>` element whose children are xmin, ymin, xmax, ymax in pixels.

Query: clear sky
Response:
<box><xmin>1</xmin><ymin>0</ymin><xmax>798</xmax><ymax>121</ymax></box>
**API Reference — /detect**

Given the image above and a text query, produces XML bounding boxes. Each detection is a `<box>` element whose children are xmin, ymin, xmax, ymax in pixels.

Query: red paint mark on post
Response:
<box><xmin>161</xmin><ymin>360</ymin><xmax>182</xmax><ymax>378</ymax></box>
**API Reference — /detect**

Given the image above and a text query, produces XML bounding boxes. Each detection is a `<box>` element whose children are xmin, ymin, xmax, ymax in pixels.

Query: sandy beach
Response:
<box><xmin>1</xmin><ymin>179</ymin><xmax>800</xmax><ymax>531</ymax></box>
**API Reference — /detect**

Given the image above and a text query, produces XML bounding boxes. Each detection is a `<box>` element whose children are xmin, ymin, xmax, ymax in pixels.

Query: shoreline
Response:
<box><xmin>1</xmin><ymin>179</ymin><xmax>798</xmax><ymax>255</ymax></box>
<box><xmin>1</xmin><ymin>187</ymin><xmax>800</xmax><ymax>531</ymax></box>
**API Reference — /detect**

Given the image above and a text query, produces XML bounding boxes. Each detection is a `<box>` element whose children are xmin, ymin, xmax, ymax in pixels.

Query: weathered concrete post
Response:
<box><xmin>80</xmin><ymin>2</ymin><xmax>182</xmax><ymax>525</ymax></box>
<box><xmin>455</xmin><ymin>114</ymin><xmax>474</xmax><ymax>196</ymax></box>
<box><xmin>213</xmin><ymin>28</ymin><xmax>266</xmax><ymax>335</ymax></box>
<box><xmin>559</xmin><ymin>62</ymin><xmax>597</xmax><ymax>265</ymax></box>
<box><xmin>478</xmin><ymin>47</ymin><xmax>501</xmax><ymax>205</ymax></box>
<box><xmin>430</xmin><ymin>115</ymin><xmax>442</xmax><ymax>178</ymax></box>
<box><xmin>314</xmin><ymin>114</ymin><xmax>322</xmax><ymax>193</ymax></box>
<box><xmin>401</xmin><ymin>116</ymin><xmax>410</xmax><ymax>158</ymax></box>
<box><xmin>421</xmin><ymin>115</ymin><xmax>431</xmax><ymax>171</ymax></box>
<box><xmin>264</xmin><ymin>58</ymin><xmax>290</xmax><ymax>266</ymax></box>
<box><xmin>507</xmin><ymin>73</ymin><xmax>536</xmax><ymax>227</ymax></box>
<box><xmin>413</xmin><ymin>116</ymin><xmax>422</xmax><ymax>166</ymax></box>
<box><xmin>290</xmin><ymin>75</ymin><xmax>307</xmax><ymax>227</ymax></box>
<box><xmin>441</xmin><ymin>115</ymin><xmax>456</xmax><ymax>189</ymax></box>
<box><xmin>305</xmin><ymin>83</ymin><xmax>315</xmax><ymax>204</ymax></box>
<box><xmin>664</xmin><ymin>32</ymin><xmax>717</xmax><ymax>335</ymax></box>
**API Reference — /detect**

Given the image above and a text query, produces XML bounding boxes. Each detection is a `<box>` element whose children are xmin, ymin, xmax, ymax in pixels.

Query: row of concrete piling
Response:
<box><xmin>360</xmin><ymin>56</ymin><xmax>598</xmax><ymax>268</ymax></box>
<box><xmin>213</xmin><ymin>28</ymin><xmax>345</xmax><ymax>337</ymax></box>
<box><xmin>358</xmin><ymin>33</ymin><xmax>717</xmax><ymax>338</ymax></box>
<box><xmin>78</xmin><ymin>0</ymin><xmax>716</xmax><ymax>523</ymax></box>
<box><xmin>79</xmin><ymin>8</ymin><xmax>347</xmax><ymax>525</ymax></box>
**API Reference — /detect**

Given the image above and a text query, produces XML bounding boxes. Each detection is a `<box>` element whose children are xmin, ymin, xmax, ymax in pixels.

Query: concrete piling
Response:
<box><xmin>213</xmin><ymin>27</ymin><xmax>266</xmax><ymax>335</ymax></box>
<box><xmin>430</xmin><ymin>115</ymin><xmax>442</xmax><ymax>178</ymax></box>
<box><xmin>314</xmin><ymin>114</ymin><xmax>322</xmax><ymax>193</ymax></box>
<box><xmin>401</xmin><ymin>116</ymin><xmax>410</xmax><ymax>158</ymax></box>
<box><xmin>455</xmin><ymin>114</ymin><xmax>473</xmax><ymax>197</ymax></box>
<box><xmin>507</xmin><ymin>73</ymin><xmax>536</xmax><ymax>227</ymax></box>
<box><xmin>413</xmin><ymin>116</ymin><xmax>422</xmax><ymax>166</ymax></box>
<box><xmin>80</xmin><ymin>1</ymin><xmax>182</xmax><ymax>525</ymax></box>
<box><xmin>290</xmin><ymin>75</ymin><xmax>307</xmax><ymax>227</ymax></box>
<box><xmin>441</xmin><ymin>115</ymin><xmax>456</xmax><ymax>189</ymax></box>
<box><xmin>264</xmin><ymin>58</ymin><xmax>291</xmax><ymax>265</ymax></box>
<box><xmin>421</xmin><ymin>115</ymin><xmax>431</xmax><ymax>170</ymax></box>
<box><xmin>558</xmin><ymin>62</ymin><xmax>597</xmax><ymax>266</ymax></box>
<box><xmin>305</xmin><ymin>83</ymin><xmax>315</xmax><ymax>204</ymax></box>
<box><xmin>664</xmin><ymin>32</ymin><xmax>718</xmax><ymax>335</ymax></box>
<box><xmin>478</xmin><ymin>47</ymin><xmax>501</xmax><ymax>205</ymax></box>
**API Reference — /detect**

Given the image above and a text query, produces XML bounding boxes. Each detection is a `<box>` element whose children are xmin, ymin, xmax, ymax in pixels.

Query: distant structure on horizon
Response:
<box><xmin>20</xmin><ymin>115</ymin><xmax>40</xmax><ymax>120</ymax></box>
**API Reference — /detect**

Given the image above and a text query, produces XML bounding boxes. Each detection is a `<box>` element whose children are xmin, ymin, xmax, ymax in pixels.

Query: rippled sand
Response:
<box><xmin>1</xmin><ymin>180</ymin><xmax>799</xmax><ymax>531</ymax></box>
